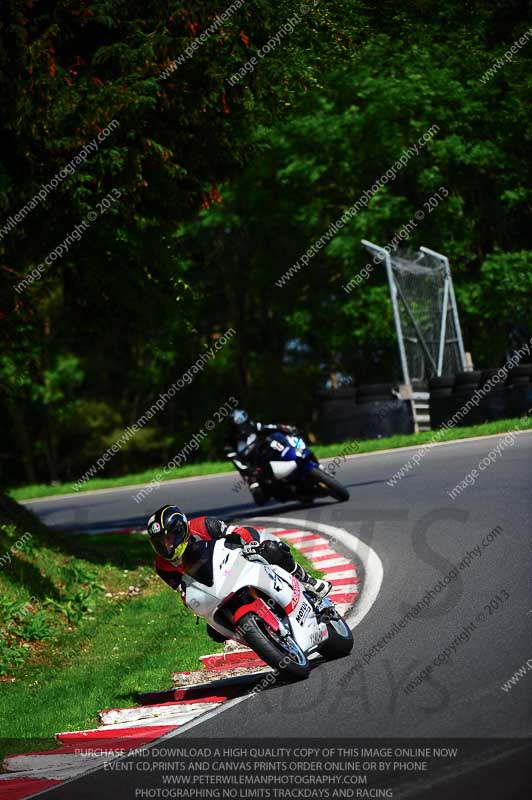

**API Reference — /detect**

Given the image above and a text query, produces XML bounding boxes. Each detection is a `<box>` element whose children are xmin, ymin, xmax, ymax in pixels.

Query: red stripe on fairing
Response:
<box><xmin>284</xmin><ymin>575</ymin><xmax>301</xmax><ymax>614</ymax></box>
<box><xmin>329</xmin><ymin>592</ymin><xmax>359</xmax><ymax>604</ymax></box>
<box><xmin>56</xmin><ymin>726</ymin><xmax>175</xmax><ymax>744</ymax></box>
<box><xmin>0</xmin><ymin>778</ymin><xmax>62</xmax><ymax>799</ymax></box>
<box><xmin>233</xmin><ymin>599</ymin><xmax>280</xmax><ymax>631</ymax></box>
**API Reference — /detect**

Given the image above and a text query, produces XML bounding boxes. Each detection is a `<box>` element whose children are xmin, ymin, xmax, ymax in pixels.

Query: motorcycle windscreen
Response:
<box><xmin>286</xmin><ymin>435</ymin><xmax>306</xmax><ymax>453</ymax></box>
<box><xmin>182</xmin><ymin>539</ymin><xmax>216</xmax><ymax>586</ymax></box>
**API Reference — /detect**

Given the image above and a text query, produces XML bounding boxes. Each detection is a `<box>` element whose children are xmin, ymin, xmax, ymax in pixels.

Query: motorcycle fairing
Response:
<box><xmin>182</xmin><ymin>540</ymin><xmax>329</xmax><ymax>653</ymax></box>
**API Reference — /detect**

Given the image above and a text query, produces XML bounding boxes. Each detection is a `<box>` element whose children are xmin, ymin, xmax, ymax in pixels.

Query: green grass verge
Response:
<box><xmin>0</xmin><ymin>525</ymin><xmax>321</xmax><ymax>754</ymax></box>
<box><xmin>9</xmin><ymin>460</ymin><xmax>233</xmax><ymax>502</ymax></box>
<box><xmin>9</xmin><ymin>415</ymin><xmax>531</xmax><ymax>502</ymax></box>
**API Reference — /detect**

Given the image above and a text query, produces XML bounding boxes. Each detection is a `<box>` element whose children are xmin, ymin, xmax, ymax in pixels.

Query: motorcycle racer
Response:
<box><xmin>224</xmin><ymin>409</ymin><xmax>301</xmax><ymax>503</ymax></box>
<box><xmin>224</xmin><ymin>409</ymin><xmax>299</xmax><ymax>456</ymax></box>
<box><xmin>147</xmin><ymin>505</ymin><xmax>332</xmax><ymax>641</ymax></box>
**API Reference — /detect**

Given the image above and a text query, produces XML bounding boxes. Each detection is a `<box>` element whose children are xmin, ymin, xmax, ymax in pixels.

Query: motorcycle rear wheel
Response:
<box><xmin>308</xmin><ymin>467</ymin><xmax>350</xmax><ymax>502</ymax></box>
<box><xmin>237</xmin><ymin>612</ymin><xmax>311</xmax><ymax>681</ymax></box>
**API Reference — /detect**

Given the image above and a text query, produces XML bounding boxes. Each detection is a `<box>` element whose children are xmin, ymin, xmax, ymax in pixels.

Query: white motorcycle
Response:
<box><xmin>182</xmin><ymin>537</ymin><xmax>353</xmax><ymax>680</ymax></box>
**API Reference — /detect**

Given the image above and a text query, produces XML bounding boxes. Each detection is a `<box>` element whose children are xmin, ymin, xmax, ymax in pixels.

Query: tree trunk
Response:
<box><xmin>43</xmin><ymin>420</ymin><xmax>59</xmax><ymax>483</ymax></box>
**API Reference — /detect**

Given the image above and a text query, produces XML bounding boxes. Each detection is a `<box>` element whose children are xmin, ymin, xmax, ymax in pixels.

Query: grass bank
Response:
<box><xmin>0</xmin><ymin>506</ymin><xmax>320</xmax><ymax>752</ymax></box>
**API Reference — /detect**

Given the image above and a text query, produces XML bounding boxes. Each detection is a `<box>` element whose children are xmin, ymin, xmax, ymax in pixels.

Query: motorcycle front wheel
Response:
<box><xmin>317</xmin><ymin>615</ymin><xmax>353</xmax><ymax>660</ymax></box>
<box><xmin>308</xmin><ymin>467</ymin><xmax>350</xmax><ymax>502</ymax></box>
<box><xmin>237</xmin><ymin>612</ymin><xmax>311</xmax><ymax>681</ymax></box>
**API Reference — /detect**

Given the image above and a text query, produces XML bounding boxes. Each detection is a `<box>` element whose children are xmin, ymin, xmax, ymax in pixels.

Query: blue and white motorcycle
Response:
<box><xmin>228</xmin><ymin>431</ymin><xmax>349</xmax><ymax>506</ymax></box>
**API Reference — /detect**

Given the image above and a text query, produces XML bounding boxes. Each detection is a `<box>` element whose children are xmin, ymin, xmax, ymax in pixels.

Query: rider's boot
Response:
<box><xmin>292</xmin><ymin>564</ymin><xmax>332</xmax><ymax>599</ymax></box>
<box><xmin>249</xmin><ymin>481</ymin><xmax>266</xmax><ymax>506</ymax></box>
<box><xmin>249</xmin><ymin>466</ymin><xmax>269</xmax><ymax>506</ymax></box>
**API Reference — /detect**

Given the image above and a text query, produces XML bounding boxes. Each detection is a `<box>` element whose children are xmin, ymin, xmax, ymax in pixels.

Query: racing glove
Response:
<box><xmin>241</xmin><ymin>541</ymin><xmax>264</xmax><ymax>558</ymax></box>
<box><xmin>279</xmin><ymin>424</ymin><xmax>298</xmax><ymax>435</ymax></box>
<box><xmin>224</xmin><ymin>524</ymin><xmax>261</xmax><ymax>547</ymax></box>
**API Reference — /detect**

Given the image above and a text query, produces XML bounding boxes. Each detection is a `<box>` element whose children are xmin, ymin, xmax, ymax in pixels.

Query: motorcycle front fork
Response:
<box><xmin>314</xmin><ymin>596</ymin><xmax>340</xmax><ymax>622</ymax></box>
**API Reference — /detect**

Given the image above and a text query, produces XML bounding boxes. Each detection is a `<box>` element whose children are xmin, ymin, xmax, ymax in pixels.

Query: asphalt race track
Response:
<box><xmin>26</xmin><ymin>431</ymin><xmax>532</xmax><ymax>798</ymax></box>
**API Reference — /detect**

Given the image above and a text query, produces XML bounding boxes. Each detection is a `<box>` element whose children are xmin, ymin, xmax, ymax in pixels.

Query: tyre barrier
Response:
<box><xmin>318</xmin><ymin>388</ymin><xmax>414</xmax><ymax>442</ymax></box>
<box><xmin>318</xmin><ymin>369</ymin><xmax>531</xmax><ymax>439</ymax></box>
<box><xmin>428</xmin><ymin>367</ymin><xmax>532</xmax><ymax>428</ymax></box>
<box><xmin>317</xmin><ymin>387</ymin><xmax>358</xmax><ymax>443</ymax></box>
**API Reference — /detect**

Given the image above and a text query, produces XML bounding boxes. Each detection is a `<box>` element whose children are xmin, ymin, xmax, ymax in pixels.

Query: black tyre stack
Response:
<box><xmin>317</xmin><ymin>387</ymin><xmax>358</xmax><ymax>443</ymax></box>
<box><xmin>507</xmin><ymin>365</ymin><xmax>532</xmax><ymax>386</ymax></box>
<box><xmin>480</xmin><ymin>368</ymin><xmax>507</xmax><ymax>420</ymax></box>
<box><xmin>428</xmin><ymin>365</ymin><xmax>532</xmax><ymax>429</ymax></box>
<box><xmin>428</xmin><ymin>374</ymin><xmax>456</xmax><ymax>428</ymax></box>
<box><xmin>506</xmin><ymin>364</ymin><xmax>532</xmax><ymax>417</ymax></box>
<box><xmin>453</xmin><ymin>370</ymin><xmax>485</xmax><ymax>425</ymax></box>
<box><xmin>429</xmin><ymin>375</ymin><xmax>455</xmax><ymax>397</ymax></box>
<box><xmin>453</xmin><ymin>370</ymin><xmax>482</xmax><ymax>395</ymax></box>
<box><xmin>355</xmin><ymin>383</ymin><xmax>414</xmax><ymax>438</ymax></box>
<box><xmin>319</xmin><ymin>364</ymin><xmax>532</xmax><ymax>441</ymax></box>
<box><xmin>356</xmin><ymin>383</ymin><xmax>396</xmax><ymax>404</ymax></box>
<box><xmin>318</xmin><ymin>384</ymin><xmax>414</xmax><ymax>443</ymax></box>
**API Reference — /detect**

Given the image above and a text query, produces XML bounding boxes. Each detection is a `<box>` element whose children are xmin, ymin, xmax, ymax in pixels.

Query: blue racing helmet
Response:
<box><xmin>232</xmin><ymin>409</ymin><xmax>249</xmax><ymax>426</ymax></box>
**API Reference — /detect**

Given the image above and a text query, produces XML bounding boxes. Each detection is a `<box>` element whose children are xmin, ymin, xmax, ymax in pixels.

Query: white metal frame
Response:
<box><xmin>362</xmin><ymin>239</ymin><xmax>411</xmax><ymax>386</ymax></box>
<box><xmin>361</xmin><ymin>240</ymin><xmax>467</xmax><ymax>383</ymax></box>
<box><xmin>419</xmin><ymin>246</ymin><xmax>467</xmax><ymax>372</ymax></box>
